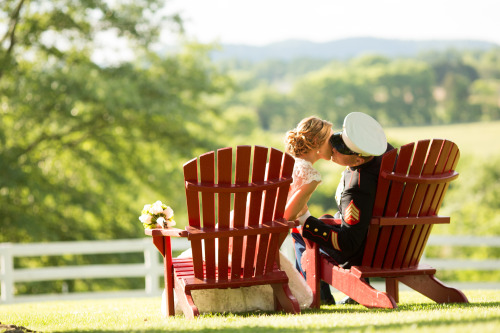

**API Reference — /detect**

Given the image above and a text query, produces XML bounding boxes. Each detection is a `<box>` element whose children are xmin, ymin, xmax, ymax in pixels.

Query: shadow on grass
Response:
<box><xmin>302</xmin><ymin>300</ymin><xmax>500</xmax><ymax>315</ymax></box>
<box><xmin>192</xmin><ymin>316</ymin><xmax>500</xmax><ymax>333</ymax></box>
<box><xmin>393</xmin><ymin>300</ymin><xmax>500</xmax><ymax>311</ymax></box>
<box><xmin>54</xmin><ymin>301</ymin><xmax>500</xmax><ymax>333</ymax></box>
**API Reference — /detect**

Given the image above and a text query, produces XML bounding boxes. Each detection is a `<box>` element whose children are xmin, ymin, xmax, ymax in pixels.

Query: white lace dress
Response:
<box><xmin>163</xmin><ymin>158</ymin><xmax>320</xmax><ymax>315</ymax></box>
<box><xmin>290</xmin><ymin>158</ymin><xmax>322</xmax><ymax>201</ymax></box>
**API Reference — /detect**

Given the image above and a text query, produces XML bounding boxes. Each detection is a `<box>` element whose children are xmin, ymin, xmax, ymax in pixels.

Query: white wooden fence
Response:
<box><xmin>1</xmin><ymin>235</ymin><xmax>499</xmax><ymax>304</ymax></box>
<box><xmin>0</xmin><ymin>238</ymin><xmax>185</xmax><ymax>304</ymax></box>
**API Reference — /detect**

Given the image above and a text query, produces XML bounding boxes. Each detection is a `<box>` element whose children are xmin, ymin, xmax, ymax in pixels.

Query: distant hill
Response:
<box><xmin>209</xmin><ymin>37</ymin><xmax>499</xmax><ymax>62</ymax></box>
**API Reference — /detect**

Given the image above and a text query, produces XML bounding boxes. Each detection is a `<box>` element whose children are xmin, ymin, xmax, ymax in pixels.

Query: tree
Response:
<box><xmin>370</xmin><ymin>59</ymin><xmax>436</xmax><ymax>126</ymax></box>
<box><xmin>290</xmin><ymin>57</ymin><xmax>435</xmax><ymax>127</ymax></box>
<box><xmin>476</xmin><ymin>49</ymin><xmax>500</xmax><ymax>79</ymax></box>
<box><xmin>469</xmin><ymin>79</ymin><xmax>500</xmax><ymax>120</ymax></box>
<box><xmin>0</xmin><ymin>1</ymin><xmax>232</xmax><ymax>243</ymax></box>
<box><xmin>291</xmin><ymin>67</ymin><xmax>365</xmax><ymax>127</ymax></box>
<box><xmin>420</xmin><ymin>50</ymin><xmax>479</xmax><ymax>85</ymax></box>
<box><xmin>442</xmin><ymin>72</ymin><xmax>480</xmax><ymax>123</ymax></box>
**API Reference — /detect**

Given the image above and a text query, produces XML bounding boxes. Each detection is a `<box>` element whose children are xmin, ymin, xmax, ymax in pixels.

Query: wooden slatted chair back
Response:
<box><xmin>183</xmin><ymin>145</ymin><xmax>294</xmax><ymax>282</ymax></box>
<box><xmin>362</xmin><ymin>139</ymin><xmax>460</xmax><ymax>270</ymax></box>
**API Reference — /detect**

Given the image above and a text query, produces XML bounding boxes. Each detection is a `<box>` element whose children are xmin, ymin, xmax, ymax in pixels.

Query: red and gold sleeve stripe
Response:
<box><xmin>331</xmin><ymin>231</ymin><xmax>341</xmax><ymax>251</ymax></box>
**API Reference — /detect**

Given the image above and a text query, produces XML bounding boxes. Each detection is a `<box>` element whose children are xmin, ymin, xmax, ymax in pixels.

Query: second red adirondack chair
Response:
<box><xmin>302</xmin><ymin>139</ymin><xmax>469</xmax><ymax>308</ymax></box>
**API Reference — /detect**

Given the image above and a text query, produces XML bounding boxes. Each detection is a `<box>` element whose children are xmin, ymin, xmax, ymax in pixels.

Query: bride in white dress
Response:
<box><xmin>164</xmin><ymin>117</ymin><xmax>334</xmax><ymax>315</ymax></box>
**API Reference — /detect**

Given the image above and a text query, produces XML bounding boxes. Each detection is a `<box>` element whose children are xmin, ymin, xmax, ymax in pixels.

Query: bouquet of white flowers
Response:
<box><xmin>139</xmin><ymin>200</ymin><xmax>176</xmax><ymax>229</ymax></box>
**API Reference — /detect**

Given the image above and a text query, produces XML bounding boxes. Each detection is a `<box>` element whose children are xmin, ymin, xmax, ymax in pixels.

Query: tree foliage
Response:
<box><xmin>0</xmin><ymin>0</ymin><xmax>232</xmax><ymax>242</ymax></box>
<box><xmin>440</xmin><ymin>155</ymin><xmax>500</xmax><ymax>236</ymax></box>
<box><xmin>220</xmin><ymin>49</ymin><xmax>500</xmax><ymax>131</ymax></box>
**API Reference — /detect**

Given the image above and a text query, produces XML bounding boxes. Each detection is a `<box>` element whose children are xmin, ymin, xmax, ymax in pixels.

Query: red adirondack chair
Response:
<box><xmin>302</xmin><ymin>139</ymin><xmax>469</xmax><ymax>308</ymax></box>
<box><xmin>145</xmin><ymin>145</ymin><xmax>300</xmax><ymax>318</ymax></box>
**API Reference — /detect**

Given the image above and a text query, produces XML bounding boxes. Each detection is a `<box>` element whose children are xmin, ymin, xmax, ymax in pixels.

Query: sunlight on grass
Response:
<box><xmin>264</xmin><ymin>120</ymin><xmax>499</xmax><ymax>158</ymax></box>
<box><xmin>1</xmin><ymin>290</ymin><xmax>499</xmax><ymax>332</ymax></box>
<box><xmin>385</xmin><ymin>120</ymin><xmax>500</xmax><ymax>157</ymax></box>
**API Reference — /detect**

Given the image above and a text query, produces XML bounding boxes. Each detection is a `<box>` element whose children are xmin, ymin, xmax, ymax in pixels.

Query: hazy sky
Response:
<box><xmin>163</xmin><ymin>0</ymin><xmax>500</xmax><ymax>46</ymax></box>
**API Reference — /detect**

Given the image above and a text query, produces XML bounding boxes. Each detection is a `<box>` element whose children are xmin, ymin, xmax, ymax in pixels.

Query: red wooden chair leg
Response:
<box><xmin>386</xmin><ymin>278</ymin><xmax>399</xmax><ymax>303</ymax></box>
<box><xmin>302</xmin><ymin>239</ymin><xmax>321</xmax><ymax>309</ymax></box>
<box><xmin>174</xmin><ymin>286</ymin><xmax>200</xmax><ymax>319</ymax></box>
<box><xmin>153</xmin><ymin>235</ymin><xmax>176</xmax><ymax>317</ymax></box>
<box><xmin>271</xmin><ymin>283</ymin><xmax>301</xmax><ymax>314</ymax></box>
<box><xmin>164</xmin><ymin>238</ymin><xmax>175</xmax><ymax>316</ymax></box>
<box><xmin>398</xmin><ymin>274</ymin><xmax>469</xmax><ymax>304</ymax></box>
<box><xmin>320</xmin><ymin>260</ymin><xmax>397</xmax><ymax>309</ymax></box>
<box><xmin>163</xmin><ymin>286</ymin><xmax>175</xmax><ymax>317</ymax></box>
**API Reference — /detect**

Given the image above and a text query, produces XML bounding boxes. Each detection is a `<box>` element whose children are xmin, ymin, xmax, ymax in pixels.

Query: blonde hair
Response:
<box><xmin>284</xmin><ymin>116</ymin><xmax>333</xmax><ymax>157</ymax></box>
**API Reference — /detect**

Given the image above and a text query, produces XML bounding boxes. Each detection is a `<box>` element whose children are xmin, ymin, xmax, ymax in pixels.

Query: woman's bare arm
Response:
<box><xmin>284</xmin><ymin>180</ymin><xmax>320</xmax><ymax>221</ymax></box>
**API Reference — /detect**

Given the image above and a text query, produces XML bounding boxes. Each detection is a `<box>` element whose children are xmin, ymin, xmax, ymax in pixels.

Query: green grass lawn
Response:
<box><xmin>1</xmin><ymin>290</ymin><xmax>499</xmax><ymax>332</ymax></box>
<box><xmin>385</xmin><ymin>120</ymin><xmax>500</xmax><ymax>157</ymax></box>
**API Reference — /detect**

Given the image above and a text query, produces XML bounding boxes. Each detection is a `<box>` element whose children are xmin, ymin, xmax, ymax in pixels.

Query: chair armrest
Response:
<box><xmin>145</xmin><ymin>227</ymin><xmax>188</xmax><ymax>258</ymax></box>
<box><xmin>274</xmin><ymin>217</ymin><xmax>298</xmax><ymax>228</ymax></box>
<box><xmin>144</xmin><ymin>227</ymin><xmax>189</xmax><ymax>237</ymax></box>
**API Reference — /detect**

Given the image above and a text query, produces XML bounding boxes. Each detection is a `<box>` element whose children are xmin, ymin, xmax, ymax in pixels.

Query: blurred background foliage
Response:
<box><xmin>1</xmin><ymin>0</ymin><xmax>499</xmax><ymax>293</ymax></box>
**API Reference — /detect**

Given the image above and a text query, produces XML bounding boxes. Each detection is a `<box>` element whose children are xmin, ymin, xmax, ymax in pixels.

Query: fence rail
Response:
<box><xmin>1</xmin><ymin>236</ymin><xmax>499</xmax><ymax>304</ymax></box>
<box><xmin>424</xmin><ymin>235</ymin><xmax>500</xmax><ymax>270</ymax></box>
<box><xmin>0</xmin><ymin>238</ymin><xmax>187</xmax><ymax>304</ymax></box>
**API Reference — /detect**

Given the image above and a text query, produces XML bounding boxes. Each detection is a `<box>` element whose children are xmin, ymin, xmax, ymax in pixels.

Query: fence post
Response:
<box><xmin>0</xmin><ymin>243</ymin><xmax>14</xmax><ymax>303</ymax></box>
<box><xmin>144</xmin><ymin>240</ymin><xmax>162</xmax><ymax>296</ymax></box>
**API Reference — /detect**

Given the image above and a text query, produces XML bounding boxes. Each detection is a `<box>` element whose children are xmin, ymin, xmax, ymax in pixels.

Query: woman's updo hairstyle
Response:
<box><xmin>284</xmin><ymin>116</ymin><xmax>333</xmax><ymax>157</ymax></box>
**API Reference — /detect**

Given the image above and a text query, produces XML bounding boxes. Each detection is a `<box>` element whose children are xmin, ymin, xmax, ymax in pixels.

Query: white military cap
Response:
<box><xmin>342</xmin><ymin>112</ymin><xmax>387</xmax><ymax>156</ymax></box>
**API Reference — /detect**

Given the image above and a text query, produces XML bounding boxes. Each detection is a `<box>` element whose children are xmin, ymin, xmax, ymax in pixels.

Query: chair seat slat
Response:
<box><xmin>172</xmin><ymin>259</ymin><xmax>287</xmax><ymax>287</ymax></box>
